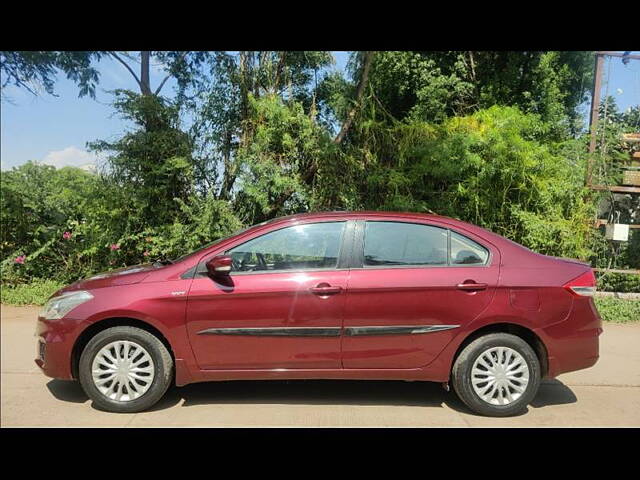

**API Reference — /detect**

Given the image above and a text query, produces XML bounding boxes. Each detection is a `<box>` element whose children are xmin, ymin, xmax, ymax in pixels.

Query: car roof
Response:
<box><xmin>266</xmin><ymin>210</ymin><xmax>454</xmax><ymax>224</ymax></box>
<box><xmin>264</xmin><ymin>211</ymin><xmax>494</xmax><ymax>235</ymax></box>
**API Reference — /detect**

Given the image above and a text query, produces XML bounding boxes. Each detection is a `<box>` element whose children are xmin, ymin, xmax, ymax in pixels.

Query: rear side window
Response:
<box><xmin>450</xmin><ymin>231</ymin><xmax>489</xmax><ymax>265</ymax></box>
<box><xmin>362</xmin><ymin>221</ymin><xmax>490</xmax><ymax>268</ymax></box>
<box><xmin>363</xmin><ymin>222</ymin><xmax>448</xmax><ymax>266</ymax></box>
<box><xmin>225</xmin><ymin>222</ymin><xmax>346</xmax><ymax>272</ymax></box>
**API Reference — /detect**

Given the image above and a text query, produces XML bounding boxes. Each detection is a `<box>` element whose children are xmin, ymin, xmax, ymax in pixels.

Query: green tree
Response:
<box><xmin>314</xmin><ymin>106</ymin><xmax>595</xmax><ymax>260</ymax></box>
<box><xmin>88</xmin><ymin>90</ymin><xmax>195</xmax><ymax>226</ymax></box>
<box><xmin>176</xmin><ymin>51</ymin><xmax>336</xmax><ymax>201</ymax></box>
<box><xmin>3</xmin><ymin>50</ymin><xmax>630</xmax><ymax>291</ymax></box>
<box><xmin>326</xmin><ymin>51</ymin><xmax>594</xmax><ymax>139</ymax></box>
<box><xmin>1</xmin><ymin>51</ymin><xmax>104</xmax><ymax>99</ymax></box>
<box><xmin>233</xmin><ymin>94</ymin><xmax>333</xmax><ymax>223</ymax></box>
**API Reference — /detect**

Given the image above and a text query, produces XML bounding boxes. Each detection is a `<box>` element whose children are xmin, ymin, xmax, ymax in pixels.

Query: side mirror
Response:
<box><xmin>206</xmin><ymin>255</ymin><xmax>233</xmax><ymax>276</ymax></box>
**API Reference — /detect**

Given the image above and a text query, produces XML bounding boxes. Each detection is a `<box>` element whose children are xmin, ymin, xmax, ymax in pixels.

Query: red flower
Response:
<box><xmin>63</xmin><ymin>231</ymin><xmax>72</xmax><ymax>240</ymax></box>
<box><xmin>143</xmin><ymin>251</ymin><xmax>150</xmax><ymax>257</ymax></box>
<box><xmin>14</xmin><ymin>255</ymin><xmax>26</xmax><ymax>264</ymax></box>
<box><xmin>110</xmin><ymin>244</ymin><xmax>120</xmax><ymax>251</ymax></box>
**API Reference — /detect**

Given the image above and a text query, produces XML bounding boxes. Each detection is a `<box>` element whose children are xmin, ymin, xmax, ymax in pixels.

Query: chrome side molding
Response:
<box><xmin>344</xmin><ymin>325</ymin><xmax>460</xmax><ymax>336</ymax></box>
<box><xmin>197</xmin><ymin>325</ymin><xmax>459</xmax><ymax>337</ymax></box>
<box><xmin>197</xmin><ymin>327</ymin><xmax>341</xmax><ymax>337</ymax></box>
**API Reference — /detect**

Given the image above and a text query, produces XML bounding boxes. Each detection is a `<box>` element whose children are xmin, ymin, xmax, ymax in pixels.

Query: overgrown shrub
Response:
<box><xmin>0</xmin><ymin>278</ymin><xmax>65</xmax><ymax>305</ymax></box>
<box><xmin>327</xmin><ymin>105</ymin><xmax>595</xmax><ymax>260</ymax></box>
<box><xmin>594</xmin><ymin>298</ymin><xmax>640</xmax><ymax>323</ymax></box>
<box><xmin>596</xmin><ymin>272</ymin><xmax>640</xmax><ymax>293</ymax></box>
<box><xmin>0</xmin><ymin>99</ymin><xmax>629</xmax><ymax>293</ymax></box>
<box><xmin>0</xmin><ymin>162</ymin><xmax>242</xmax><ymax>286</ymax></box>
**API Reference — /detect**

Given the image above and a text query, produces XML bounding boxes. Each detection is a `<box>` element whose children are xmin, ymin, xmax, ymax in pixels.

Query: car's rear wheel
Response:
<box><xmin>451</xmin><ymin>332</ymin><xmax>541</xmax><ymax>417</ymax></box>
<box><xmin>78</xmin><ymin>326</ymin><xmax>173</xmax><ymax>413</ymax></box>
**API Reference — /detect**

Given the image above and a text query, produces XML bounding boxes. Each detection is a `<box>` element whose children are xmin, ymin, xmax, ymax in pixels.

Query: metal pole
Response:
<box><xmin>596</xmin><ymin>51</ymin><xmax>640</xmax><ymax>61</ymax></box>
<box><xmin>586</xmin><ymin>53</ymin><xmax>605</xmax><ymax>187</ymax></box>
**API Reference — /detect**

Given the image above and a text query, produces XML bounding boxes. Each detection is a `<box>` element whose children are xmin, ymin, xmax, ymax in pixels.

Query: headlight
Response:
<box><xmin>40</xmin><ymin>291</ymin><xmax>94</xmax><ymax>320</ymax></box>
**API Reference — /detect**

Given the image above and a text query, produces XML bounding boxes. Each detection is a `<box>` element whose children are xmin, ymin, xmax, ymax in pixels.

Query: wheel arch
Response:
<box><xmin>450</xmin><ymin>322</ymin><xmax>549</xmax><ymax>378</ymax></box>
<box><xmin>70</xmin><ymin>317</ymin><xmax>175</xmax><ymax>381</ymax></box>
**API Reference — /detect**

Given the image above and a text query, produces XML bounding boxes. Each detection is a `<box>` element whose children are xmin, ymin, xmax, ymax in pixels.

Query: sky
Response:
<box><xmin>1</xmin><ymin>51</ymin><xmax>638</xmax><ymax>172</ymax></box>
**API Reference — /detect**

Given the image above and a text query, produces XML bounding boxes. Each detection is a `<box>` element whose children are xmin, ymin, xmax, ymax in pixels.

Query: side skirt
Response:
<box><xmin>186</xmin><ymin>367</ymin><xmax>449</xmax><ymax>384</ymax></box>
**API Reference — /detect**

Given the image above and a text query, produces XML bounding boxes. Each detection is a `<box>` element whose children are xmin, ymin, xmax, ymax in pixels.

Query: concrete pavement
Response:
<box><xmin>2</xmin><ymin>305</ymin><xmax>639</xmax><ymax>427</ymax></box>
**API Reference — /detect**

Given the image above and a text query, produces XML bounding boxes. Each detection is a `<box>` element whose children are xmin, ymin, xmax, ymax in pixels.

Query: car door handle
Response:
<box><xmin>457</xmin><ymin>282</ymin><xmax>488</xmax><ymax>291</ymax></box>
<box><xmin>310</xmin><ymin>284</ymin><xmax>343</xmax><ymax>295</ymax></box>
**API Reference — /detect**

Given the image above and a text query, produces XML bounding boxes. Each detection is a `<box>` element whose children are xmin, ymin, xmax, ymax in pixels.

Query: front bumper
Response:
<box><xmin>34</xmin><ymin>315</ymin><xmax>81</xmax><ymax>380</ymax></box>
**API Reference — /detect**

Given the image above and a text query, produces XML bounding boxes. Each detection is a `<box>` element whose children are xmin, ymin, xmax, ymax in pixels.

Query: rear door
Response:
<box><xmin>185</xmin><ymin>220</ymin><xmax>352</xmax><ymax>370</ymax></box>
<box><xmin>342</xmin><ymin>220</ymin><xmax>499</xmax><ymax>369</ymax></box>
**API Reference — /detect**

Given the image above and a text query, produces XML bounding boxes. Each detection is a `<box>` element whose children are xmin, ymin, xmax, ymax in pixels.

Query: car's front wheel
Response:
<box><xmin>451</xmin><ymin>332</ymin><xmax>541</xmax><ymax>417</ymax></box>
<box><xmin>78</xmin><ymin>326</ymin><xmax>173</xmax><ymax>413</ymax></box>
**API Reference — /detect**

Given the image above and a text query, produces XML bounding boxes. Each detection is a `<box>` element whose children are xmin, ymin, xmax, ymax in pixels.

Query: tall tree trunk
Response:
<box><xmin>468</xmin><ymin>51</ymin><xmax>477</xmax><ymax>83</ymax></box>
<box><xmin>273</xmin><ymin>51</ymin><xmax>287</xmax><ymax>93</ymax></box>
<box><xmin>140</xmin><ymin>51</ymin><xmax>151</xmax><ymax>95</ymax></box>
<box><xmin>219</xmin><ymin>130</ymin><xmax>236</xmax><ymax>200</ymax></box>
<box><xmin>334</xmin><ymin>51</ymin><xmax>375</xmax><ymax>145</ymax></box>
<box><xmin>238</xmin><ymin>52</ymin><xmax>252</xmax><ymax>148</ymax></box>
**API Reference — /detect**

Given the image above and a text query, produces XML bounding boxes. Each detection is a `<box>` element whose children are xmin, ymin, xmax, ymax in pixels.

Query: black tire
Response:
<box><xmin>451</xmin><ymin>333</ymin><xmax>541</xmax><ymax>417</ymax></box>
<box><xmin>79</xmin><ymin>326</ymin><xmax>173</xmax><ymax>413</ymax></box>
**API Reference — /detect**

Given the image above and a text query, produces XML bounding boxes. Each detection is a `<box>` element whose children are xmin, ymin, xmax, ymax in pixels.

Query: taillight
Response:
<box><xmin>563</xmin><ymin>270</ymin><xmax>597</xmax><ymax>297</ymax></box>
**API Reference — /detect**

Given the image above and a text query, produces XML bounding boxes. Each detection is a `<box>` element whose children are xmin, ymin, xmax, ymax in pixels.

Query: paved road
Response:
<box><xmin>2</xmin><ymin>305</ymin><xmax>639</xmax><ymax>427</ymax></box>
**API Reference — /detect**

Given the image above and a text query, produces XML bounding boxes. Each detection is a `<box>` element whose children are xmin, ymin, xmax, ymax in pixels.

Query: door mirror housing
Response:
<box><xmin>206</xmin><ymin>255</ymin><xmax>233</xmax><ymax>276</ymax></box>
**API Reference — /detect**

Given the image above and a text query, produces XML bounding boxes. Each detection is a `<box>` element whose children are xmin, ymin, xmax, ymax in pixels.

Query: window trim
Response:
<box><xmin>353</xmin><ymin>220</ymin><xmax>492</xmax><ymax>270</ymax></box>
<box><xmin>194</xmin><ymin>220</ymin><xmax>352</xmax><ymax>277</ymax></box>
<box><xmin>449</xmin><ymin>229</ymin><xmax>491</xmax><ymax>267</ymax></box>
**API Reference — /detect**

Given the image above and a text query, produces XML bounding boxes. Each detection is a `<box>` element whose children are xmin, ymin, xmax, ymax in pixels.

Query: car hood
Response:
<box><xmin>53</xmin><ymin>264</ymin><xmax>157</xmax><ymax>296</ymax></box>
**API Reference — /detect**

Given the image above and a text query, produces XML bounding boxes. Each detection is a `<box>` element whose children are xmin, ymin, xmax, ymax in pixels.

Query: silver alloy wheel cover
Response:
<box><xmin>91</xmin><ymin>340</ymin><xmax>155</xmax><ymax>402</ymax></box>
<box><xmin>471</xmin><ymin>346</ymin><xmax>530</xmax><ymax>406</ymax></box>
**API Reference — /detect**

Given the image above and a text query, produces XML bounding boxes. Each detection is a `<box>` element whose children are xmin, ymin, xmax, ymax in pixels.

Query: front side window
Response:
<box><xmin>226</xmin><ymin>222</ymin><xmax>346</xmax><ymax>272</ymax></box>
<box><xmin>363</xmin><ymin>222</ymin><xmax>448</xmax><ymax>267</ymax></box>
<box><xmin>450</xmin><ymin>231</ymin><xmax>489</xmax><ymax>265</ymax></box>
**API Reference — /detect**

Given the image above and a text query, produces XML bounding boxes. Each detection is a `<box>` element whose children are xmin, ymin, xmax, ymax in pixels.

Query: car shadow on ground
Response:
<box><xmin>533</xmin><ymin>379</ymin><xmax>578</xmax><ymax>408</ymax></box>
<box><xmin>46</xmin><ymin>377</ymin><xmax>578</xmax><ymax>416</ymax></box>
<box><xmin>46</xmin><ymin>379</ymin><xmax>90</xmax><ymax>404</ymax></box>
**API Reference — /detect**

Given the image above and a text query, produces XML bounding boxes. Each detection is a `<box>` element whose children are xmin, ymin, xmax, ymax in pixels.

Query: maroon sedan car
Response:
<box><xmin>35</xmin><ymin>211</ymin><xmax>602</xmax><ymax>416</ymax></box>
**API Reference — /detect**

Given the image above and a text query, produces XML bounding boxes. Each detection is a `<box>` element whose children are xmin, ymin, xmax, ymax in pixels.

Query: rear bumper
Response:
<box><xmin>545</xmin><ymin>327</ymin><xmax>602</xmax><ymax>378</ymax></box>
<box><xmin>539</xmin><ymin>297</ymin><xmax>603</xmax><ymax>378</ymax></box>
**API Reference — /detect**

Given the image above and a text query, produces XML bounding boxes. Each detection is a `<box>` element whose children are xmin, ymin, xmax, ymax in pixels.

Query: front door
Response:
<box><xmin>185</xmin><ymin>221</ymin><xmax>350</xmax><ymax>370</ymax></box>
<box><xmin>342</xmin><ymin>220</ymin><xmax>499</xmax><ymax>369</ymax></box>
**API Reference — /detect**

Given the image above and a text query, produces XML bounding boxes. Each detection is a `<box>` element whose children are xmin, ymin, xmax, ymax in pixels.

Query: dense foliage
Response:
<box><xmin>594</xmin><ymin>297</ymin><xmax>640</xmax><ymax>323</ymax></box>
<box><xmin>0</xmin><ymin>278</ymin><xmax>65</xmax><ymax>305</ymax></box>
<box><xmin>323</xmin><ymin>106</ymin><xmax>594</xmax><ymax>259</ymax></box>
<box><xmin>1</xmin><ymin>51</ymin><xmax>638</xmax><ymax>296</ymax></box>
<box><xmin>1</xmin><ymin>51</ymin><xmax>103</xmax><ymax>98</ymax></box>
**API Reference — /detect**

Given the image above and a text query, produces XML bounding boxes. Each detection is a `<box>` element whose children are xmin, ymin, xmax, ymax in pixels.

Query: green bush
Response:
<box><xmin>0</xmin><ymin>162</ymin><xmax>243</xmax><ymax>286</ymax></box>
<box><xmin>0</xmin><ymin>278</ymin><xmax>64</xmax><ymax>306</ymax></box>
<box><xmin>0</xmin><ymin>103</ymin><xmax>619</xmax><ymax>289</ymax></box>
<box><xmin>334</xmin><ymin>106</ymin><xmax>595</xmax><ymax>260</ymax></box>
<box><xmin>596</xmin><ymin>272</ymin><xmax>640</xmax><ymax>293</ymax></box>
<box><xmin>594</xmin><ymin>297</ymin><xmax>640</xmax><ymax>324</ymax></box>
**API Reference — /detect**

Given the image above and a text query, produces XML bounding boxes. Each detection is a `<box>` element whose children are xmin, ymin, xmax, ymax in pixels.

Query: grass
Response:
<box><xmin>1</xmin><ymin>280</ymin><xmax>638</xmax><ymax>324</ymax></box>
<box><xmin>594</xmin><ymin>297</ymin><xmax>640</xmax><ymax>324</ymax></box>
<box><xmin>0</xmin><ymin>279</ymin><xmax>65</xmax><ymax>306</ymax></box>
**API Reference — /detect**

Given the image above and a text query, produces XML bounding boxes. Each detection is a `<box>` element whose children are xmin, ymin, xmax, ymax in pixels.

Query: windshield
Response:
<box><xmin>170</xmin><ymin>223</ymin><xmax>266</xmax><ymax>264</ymax></box>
